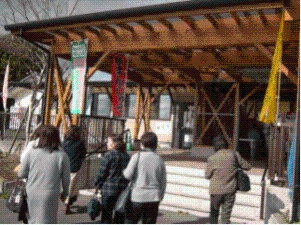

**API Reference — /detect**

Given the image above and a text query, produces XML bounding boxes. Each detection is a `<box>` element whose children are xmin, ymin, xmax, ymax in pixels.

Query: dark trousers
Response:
<box><xmin>125</xmin><ymin>201</ymin><xmax>160</xmax><ymax>224</ymax></box>
<box><xmin>101</xmin><ymin>195</ymin><xmax>125</xmax><ymax>224</ymax></box>
<box><xmin>210</xmin><ymin>193</ymin><xmax>235</xmax><ymax>224</ymax></box>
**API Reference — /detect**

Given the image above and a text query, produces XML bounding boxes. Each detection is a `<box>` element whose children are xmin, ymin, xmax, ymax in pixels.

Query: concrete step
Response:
<box><xmin>166</xmin><ymin>183</ymin><xmax>261</xmax><ymax>208</ymax></box>
<box><xmin>167</xmin><ymin>172</ymin><xmax>262</xmax><ymax>196</ymax></box>
<box><xmin>161</xmin><ymin>192</ymin><xmax>261</xmax><ymax>221</ymax></box>
<box><xmin>159</xmin><ymin>204</ymin><xmax>263</xmax><ymax>224</ymax></box>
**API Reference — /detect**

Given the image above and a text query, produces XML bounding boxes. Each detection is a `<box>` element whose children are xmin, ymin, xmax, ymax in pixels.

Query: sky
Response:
<box><xmin>0</xmin><ymin>0</ymin><xmax>188</xmax><ymax>34</ymax></box>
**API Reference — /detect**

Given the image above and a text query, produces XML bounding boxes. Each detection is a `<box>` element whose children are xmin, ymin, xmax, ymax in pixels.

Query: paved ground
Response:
<box><xmin>0</xmin><ymin>195</ymin><xmax>209</xmax><ymax>224</ymax></box>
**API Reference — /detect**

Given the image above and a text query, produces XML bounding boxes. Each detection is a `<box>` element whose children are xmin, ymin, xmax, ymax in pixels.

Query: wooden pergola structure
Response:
<box><xmin>4</xmin><ymin>0</ymin><xmax>299</xmax><ymax>149</ymax></box>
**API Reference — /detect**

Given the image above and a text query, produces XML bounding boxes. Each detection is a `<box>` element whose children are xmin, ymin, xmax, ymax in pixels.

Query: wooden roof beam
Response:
<box><xmin>230</xmin><ymin>12</ymin><xmax>242</xmax><ymax>27</ymax></box>
<box><xmin>97</xmin><ymin>24</ymin><xmax>118</xmax><ymax>35</ymax></box>
<box><xmin>137</xmin><ymin>20</ymin><xmax>155</xmax><ymax>33</ymax></box>
<box><xmin>48</xmin><ymin>30</ymin><xmax>69</xmax><ymax>40</ymax></box>
<box><xmin>205</xmin><ymin>14</ymin><xmax>219</xmax><ymax>29</ymax></box>
<box><xmin>84</xmin><ymin>26</ymin><xmax>101</xmax><ymax>36</ymax></box>
<box><xmin>254</xmin><ymin>43</ymin><xmax>298</xmax><ymax>85</ymax></box>
<box><xmin>118</xmin><ymin>22</ymin><xmax>136</xmax><ymax>35</ymax></box>
<box><xmin>158</xmin><ymin>18</ymin><xmax>174</xmax><ymax>31</ymax></box>
<box><xmin>258</xmin><ymin>9</ymin><xmax>269</xmax><ymax>26</ymax></box>
<box><xmin>180</xmin><ymin>16</ymin><xmax>198</xmax><ymax>30</ymax></box>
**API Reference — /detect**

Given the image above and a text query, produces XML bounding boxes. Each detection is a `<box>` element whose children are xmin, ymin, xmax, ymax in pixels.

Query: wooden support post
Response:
<box><xmin>44</xmin><ymin>54</ymin><xmax>54</xmax><ymax>125</ymax></box>
<box><xmin>144</xmin><ymin>88</ymin><xmax>151</xmax><ymax>132</ymax></box>
<box><xmin>133</xmin><ymin>87</ymin><xmax>142</xmax><ymax>140</ymax></box>
<box><xmin>193</xmin><ymin>82</ymin><xmax>201</xmax><ymax>146</ymax></box>
<box><xmin>54</xmin><ymin>79</ymin><xmax>72</xmax><ymax>126</ymax></box>
<box><xmin>53</xmin><ymin>57</ymin><xmax>68</xmax><ymax>132</ymax></box>
<box><xmin>233</xmin><ymin>83</ymin><xmax>240</xmax><ymax>151</ymax></box>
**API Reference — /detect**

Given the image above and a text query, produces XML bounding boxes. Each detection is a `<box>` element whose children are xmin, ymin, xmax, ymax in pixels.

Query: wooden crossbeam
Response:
<box><xmin>87</xmin><ymin>51</ymin><xmax>111</xmax><ymax>79</ymax></box>
<box><xmin>205</xmin><ymin>14</ymin><xmax>219</xmax><ymax>29</ymax></box>
<box><xmin>49</xmin><ymin>30</ymin><xmax>69</xmax><ymax>39</ymax></box>
<box><xmin>54</xmin><ymin>79</ymin><xmax>72</xmax><ymax>127</ymax></box>
<box><xmin>254</xmin><ymin>43</ymin><xmax>298</xmax><ymax>85</ymax></box>
<box><xmin>53</xmin><ymin>57</ymin><xmax>68</xmax><ymax>132</ymax></box>
<box><xmin>197</xmin><ymin>84</ymin><xmax>236</xmax><ymax>145</ymax></box>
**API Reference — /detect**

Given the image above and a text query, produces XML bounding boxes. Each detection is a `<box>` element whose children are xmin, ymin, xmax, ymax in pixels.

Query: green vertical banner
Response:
<box><xmin>71</xmin><ymin>40</ymin><xmax>88</xmax><ymax>114</ymax></box>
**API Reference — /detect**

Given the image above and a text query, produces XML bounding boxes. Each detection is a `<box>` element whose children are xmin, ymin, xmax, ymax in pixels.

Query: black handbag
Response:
<box><xmin>114</xmin><ymin>152</ymin><xmax>140</xmax><ymax>213</ymax></box>
<box><xmin>6</xmin><ymin>180</ymin><xmax>27</xmax><ymax>213</ymax></box>
<box><xmin>87</xmin><ymin>187</ymin><xmax>102</xmax><ymax>221</ymax></box>
<box><xmin>233</xmin><ymin>152</ymin><xmax>251</xmax><ymax>192</ymax></box>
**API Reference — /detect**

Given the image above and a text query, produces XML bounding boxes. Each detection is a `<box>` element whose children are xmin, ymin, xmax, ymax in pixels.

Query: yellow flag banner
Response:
<box><xmin>258</xmin><ymin>11</ymin><xmax>284</xmax><ymax>124</ymax></box>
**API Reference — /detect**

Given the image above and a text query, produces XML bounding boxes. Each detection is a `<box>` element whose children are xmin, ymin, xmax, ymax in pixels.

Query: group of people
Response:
<box><xmin>16</xmin><ymin>124</ymin><xmax>167</xmax><ymax>224</ymax></box>
<box><xmin>16</xmin><ymin>123</ymin><xmax>251</xmax><ymax>224</ymax></box>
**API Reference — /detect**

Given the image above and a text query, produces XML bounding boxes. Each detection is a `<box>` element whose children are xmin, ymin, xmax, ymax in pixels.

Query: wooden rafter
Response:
<box><xmin>180</xmin><ymin>15</ymin><xmax>198</xmax><ymax>30</ymax></box>
<box><xmin>84</xmin><ymin>26</ymin><xmax>101</xmax><ymax>36</ymax></box>
<box><xmin>97</xmin><ymin>24</ymin><xmax>117</xmax><ymax>35</ymax></box>
<box><xmin>205</xmin><ymin>14</ymin><xmax>219</xmax><ymax>29</ymax></box>
<box><xmin>118</xmin><ymin>22</ymin><xmax>135</xmax><ymax>34</ymax></box>
<box><xmin>158</xmin><ymin>18</ymin><xmax>174</xmax><ymax>31</ymax></box>
<box><xmin>258</xmin><ymin>9</ymin><xmax>269</xmax><ymax>26</ymax></box>
<box><xmin>49</xmin><ymin>18</ymin><xmax>297</xmax><ymax>54</ymax></box>
<box><xmin>137</xmin><ymin>20</ymin><xmax>155</xmax><ymax>33</ymax></box>
<box><xmin>254</xmin><ymin>43</ymin><xmax>298</xmax><ymax>84</ymax></box>
<box><xmin>230</xmin><ymin>11</ymin><xmax>242</xmax><ymax>27</ymax></box>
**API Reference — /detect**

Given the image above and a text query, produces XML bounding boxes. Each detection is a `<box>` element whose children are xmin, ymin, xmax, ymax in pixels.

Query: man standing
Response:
<box><xmin>205</xmin><ymin>135</ymin><xmax>251</xmax><ymax>224</ymax></box>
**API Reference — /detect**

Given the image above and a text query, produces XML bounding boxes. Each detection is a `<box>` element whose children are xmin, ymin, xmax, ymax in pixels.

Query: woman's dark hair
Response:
<box><xmin>213</xmin><ymin>135</ymin><xmax>228</xmax><ymax>151</ymax></box>
<box><xmin>64</xmin><ymin>126</ymin><xmax>81</xmax><ymax>141</ymax></box>
<box><xmin>140</xmin><ymin>132</ymin><xmax>158</xmax><ymax>150</ymax></box>
<box><xmin>30</xmin><ymin>124</ymin><xmax>43</xmax><ymax>141</ymax></box>
<box><xmin>36</xmin><ymin>125</ymin><xmax>61</xmax><ymax>152</ymax></box>
<box><xmin>108</xmin><ymin>134</ymin><xmax>125</xmax><ymax>152</ymax></box>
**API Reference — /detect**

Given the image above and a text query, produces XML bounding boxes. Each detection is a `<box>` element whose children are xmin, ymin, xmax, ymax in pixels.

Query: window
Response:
<box><xmin>124</xmin><ymin>94</ymin><xmax>171</xmax><ymax>120</ymax></box>
<box><xmin>92</xmin><ymin>94</ymin><xmax>111</xmax><ymax>116</ymax></box>
<box><xmin>159</xmin><ymin>95</ymin><xmax>171</xmax><ymax>119</ymax></box>
<box><xmin>125</xmin><ymin>94</ymin><xmax>136</xmax><ymax>118</ymax></box>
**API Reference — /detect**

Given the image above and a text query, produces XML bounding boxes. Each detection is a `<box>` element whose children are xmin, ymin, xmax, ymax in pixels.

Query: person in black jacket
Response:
<box><xmin>95</xmin><ymin>134</ymin><xmax>130</xmax><ymax>224</ymax></box>
<box><xmin>63</xmin><ymin>126</ymin><xmax>87</xmax><ymax>214</ymax></box>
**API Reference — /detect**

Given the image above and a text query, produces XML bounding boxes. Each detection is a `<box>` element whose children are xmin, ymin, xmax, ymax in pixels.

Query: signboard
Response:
<box><xmin>70</xmin><ymin>40</ymin><xmax>88</xmax><ymax>114</ymax></box>
<box><xmin>111</xmin><ymin>54</ymin><xmax>128</xmax><ymax>117</ymax></box>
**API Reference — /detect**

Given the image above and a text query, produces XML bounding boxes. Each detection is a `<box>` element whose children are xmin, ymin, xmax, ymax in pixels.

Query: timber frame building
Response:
<box><xmin>5</xmin><ymin>0</ymin><xmax>299</xmax><ymax>178</ymax></box>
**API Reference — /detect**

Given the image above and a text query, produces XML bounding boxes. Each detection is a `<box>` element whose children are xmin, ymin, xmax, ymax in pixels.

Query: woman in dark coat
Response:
<box><xmin>63</xmin><ymin>126</ymin><xmax>87</xmax><ymax>214</ymax></box>
<box><xmin>94</xmin><ymin>134</ymin><xmax>130</xmax><ymax>223</ymax></box>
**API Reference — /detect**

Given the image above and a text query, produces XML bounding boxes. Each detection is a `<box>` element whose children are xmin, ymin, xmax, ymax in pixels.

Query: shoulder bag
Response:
<box><xmin>114</xmin><ymin>152</ymin><xmax>140</xmax><ymax>213</ymax></box>
<box><xmin>87</xmin><ymin>184</ymin><xmax>102</xmax><ymax>220</ymax></box>
<box><xmin>6</xmin><ymin>179</ymin><xmax>27</xmax><ymax>213</ymax></box>
<box><xmin>233</xmin><ymin>151</ymin><xmax>251</xmax><ymax>192</ymax></box>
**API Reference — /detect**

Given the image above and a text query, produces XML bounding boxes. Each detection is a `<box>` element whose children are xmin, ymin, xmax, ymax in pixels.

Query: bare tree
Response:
<box><xmin>0</xmin><ymin>0</ymin><xmax>80</xmax><ymax>145</ymax></box>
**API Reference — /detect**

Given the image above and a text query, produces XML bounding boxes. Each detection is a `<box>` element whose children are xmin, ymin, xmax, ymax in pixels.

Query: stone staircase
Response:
<box><xmin>159</xmin><ymin>165</ymin><xmax>264</xmax><ymax>224</ymax></box>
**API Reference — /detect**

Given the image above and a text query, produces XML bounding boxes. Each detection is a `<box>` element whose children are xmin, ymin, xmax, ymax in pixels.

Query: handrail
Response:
<box><xmin>85</xmin><ymin>129</ymin><xmax>130</xmax><ymax>158</ymax></box>
<box><xmin>260</xmin><ymin>166</ymin><xmax>268</xmax><ymax>219</ymax></box>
